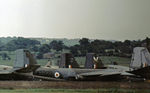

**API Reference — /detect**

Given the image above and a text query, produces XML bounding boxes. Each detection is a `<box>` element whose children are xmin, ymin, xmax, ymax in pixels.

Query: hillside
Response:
<box><xmin>0</xmin><ymin>37</ymin><xmax>117</xmax><ymax>46</ymax></box>
<box><xmin>30</xmin><ymin>38</ymin><xmax>80</xmax><ymax>46</ymax></box>
<box><xmin>0</xmin><ymin>37</ymin><xmax>80</xmax><ymax>46</ymax></box>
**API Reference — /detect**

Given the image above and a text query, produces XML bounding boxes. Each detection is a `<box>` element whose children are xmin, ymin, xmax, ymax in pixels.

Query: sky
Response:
<box><xmin>0</xmin><ymin>0</ymin><xmax>150</xmax><ymax>41</ymax></box>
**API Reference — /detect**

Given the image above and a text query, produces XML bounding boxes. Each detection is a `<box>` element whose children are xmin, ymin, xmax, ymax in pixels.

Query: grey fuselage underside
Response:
<box><xmin>34</xmin><ymin>67</ymin><xmax>129</xmax><ymax>80</ymax></box>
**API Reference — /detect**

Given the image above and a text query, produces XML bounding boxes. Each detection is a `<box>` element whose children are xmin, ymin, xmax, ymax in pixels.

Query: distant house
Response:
<box><xmin>43</xmin><ymin>53</ymin><xmax>55</xmax><ymax>59</ymax></box>
<box><xmin>105</xmin><ymin>49</ymin><xmax>116</xmax><ymax>53</ymax></box>
<box><xmin>105</xmin><ymin>49</ymin><xmax>121</xmax><ymax>56</ymax></box>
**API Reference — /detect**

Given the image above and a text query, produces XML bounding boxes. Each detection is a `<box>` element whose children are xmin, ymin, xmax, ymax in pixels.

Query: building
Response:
<box><xmin>43</xmin><ymin>53</ymin><xmax>55</xmax><ymax>59</ymax></box>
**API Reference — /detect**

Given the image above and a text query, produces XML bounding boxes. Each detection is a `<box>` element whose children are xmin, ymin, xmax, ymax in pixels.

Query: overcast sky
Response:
<box><xmin>0</xmin><ymin>0</ymin><xmax>150</xmax><ymax>41</ymax></box>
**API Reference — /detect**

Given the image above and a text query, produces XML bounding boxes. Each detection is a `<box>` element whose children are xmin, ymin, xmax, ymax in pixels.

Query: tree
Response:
<box><xmin>0</xmin><ymin>40</ymin><xmax>4</xmax><ymax>51</ymax></box>
<box><xmin>1</xmin><ymin>53</ymin><xmax>10</xmax><ymax>60</ymax></box>
<box><xmin>49</xmin><ymin>40</ymin><xmax>64</xmax><ymax>52</ymax></box>
<box><xmin>70</xmin><ymin>45</ymin><xmax>80</xmax><ymax>56</ymax></box>
<box><xmin>5</xmin><ymin>37</ymin><xmax>40</xmax><ymax>51</ymax></box>
<box><xmin>143</xmin><ymin>37</ymin><xmax>150</xmax><ymax>52</ymax></box>
<box><xmin>31</xmin><ymin>46</ymin><xmax>39</xmax><ymax>52</ymax></box>
<box><xmin>124</xmin><ymin>40</ymin><xmax>131</xmax><ymax>46</ymax></box>
<box><xmin>37</xmin><ymin>44</ymin><xmax>51</xmax><ymax>59</ymax></box>
<box><xmin>90</xmin><ymin>40</ymin><xmax>106</xmax><ymax>54</ymax></box>
<box><xmin>79</xmin><ymin>38</ymin><xmax>90</xmax><ymax>47</ymax></box>
<box><xmin>36</xmin><ymin>52</ymin><xmax>43</xmax><ymax>59</ymax></box>
<box><xmin>78</xmin><ymin>38</ymin><xmax>90</xmax><ymax>56</ymax></box>
<box><xmin>39</xmin><ymin>44</ymin><xmax>50</xmax><ymax>54</ymax></box>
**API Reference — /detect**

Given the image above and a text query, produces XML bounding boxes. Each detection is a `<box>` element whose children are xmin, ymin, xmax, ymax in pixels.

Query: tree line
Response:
<box><xmin>0</xmin><ymin>37</ymin><xmax>149</xmax><ymax>59</ymax></box>
<box><xmin>70</xmin><ymin>37</ymin><xmax>150</xmax><ymax>57</ymax></box>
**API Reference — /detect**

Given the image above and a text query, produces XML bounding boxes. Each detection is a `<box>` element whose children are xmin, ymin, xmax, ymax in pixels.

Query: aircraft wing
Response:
<box><xmin>0</xmin><ymin>65</ymin><xmax>13</xmax><ymax>74</ymax></box>
<box><xmin>78</xmin><ymin>70</ymin><xmax>121</xmax><ymax>77</ymax></box>
<box><xmin>0</xmin><ymin>64</ymin><xmax>40</xmax><ymax>74</ymax></box>
<box><xmin>0</xmin><ymin>70</ymin><xmax>13</xmax><ymax>74</ymax></box>
<box><xmin>120</xmin><ymin>72</ymin><xmax>135</xmax><ymax>76</ymax></box>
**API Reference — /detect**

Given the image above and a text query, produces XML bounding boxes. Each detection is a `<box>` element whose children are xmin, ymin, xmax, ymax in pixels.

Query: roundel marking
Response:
<box><xmin>54</xmin><ymin>72</ymin><xmax>60</xmax><ymax>78</ymax></box>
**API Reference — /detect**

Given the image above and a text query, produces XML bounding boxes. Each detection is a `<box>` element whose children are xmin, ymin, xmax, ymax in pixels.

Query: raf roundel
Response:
<box><xmin>54</xmin><ymin>72</ymin><xmax>60</xmax><ymax>78</ymax></box>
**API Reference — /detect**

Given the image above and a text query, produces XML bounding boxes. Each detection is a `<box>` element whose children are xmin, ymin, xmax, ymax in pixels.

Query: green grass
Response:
<box><xmin>37</xmin><ymin>58</ymin><xmax>59</xmax><ymax>66</ymax></box>
<box><xmin>0</xmin><ymin>51</ymin><xmax>15</xmax><ymax>66</ymax></box>
<box><xmin>0</xmin><ymin>89</ymin><xmax>149</xmax><ymax>93</ymax></box>
<box><xmin>75</xmin><ymin>56</ymin><xmax>130</xmax><ymax>67</ymax></box>
<box><xmin>101</xmin><ymin>56</ymin><xmax>130</xmax><ymax>66</ymax></box>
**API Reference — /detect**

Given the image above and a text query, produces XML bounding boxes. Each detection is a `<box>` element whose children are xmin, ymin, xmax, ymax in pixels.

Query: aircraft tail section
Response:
<box><xmin>13</xmin><ymin>49</ymin><xmax>40</xmax><ymax>73</ymax></box>
<box><xmin>59</xmin><ymin>53</ymin><xmax>79</xmax><ymax>68</ymax></box>
<box><xmin>130</xmin><ymin>47</ymin><xmax>150</xmax><ymax>70</ymax></box>
<box><xmin>84</xmin><ymin>53</ymin><xmax>104</xmax><ymax>69</ymax></box>
<box><xmin>129</xmin><ymin>47</ymin><xmax>150</xmax><ymax>79</ymax></box>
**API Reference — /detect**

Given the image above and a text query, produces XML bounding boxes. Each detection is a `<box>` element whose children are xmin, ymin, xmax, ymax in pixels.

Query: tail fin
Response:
<box><xmin>13</xmin><ymin>49</ymin><xmax>40</xmax><ymax>73</ymax></box>
<box><xmin>84</xmin><ymin>53</ymin><xmax>104</xmax><ymax>69</ymax></box>
<box><xmin>59</xmin><ymin>53</ymin><xmax>79</xmax><ymax>68</ymax></box>
<box><xmin>130</xmin><ymin>47</ymin><xmax>150</xmax><ymax>70</ymax></box>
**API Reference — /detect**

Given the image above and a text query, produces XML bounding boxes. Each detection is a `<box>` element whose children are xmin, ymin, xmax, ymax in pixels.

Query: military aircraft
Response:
<box><xmin>1</xmin><ymin>48</ymin><xmax>149</xmax><ymax>81</ymax></box>
<box><xmin>0</xmin><ymin>49</ymin><xmax>40</xmax><ymax>80</ymax></box>
<box><xmin>34</xmin><ymin>40</ymin><xmax>150</xmax><ymax>81</ymax></box>
<box><xmin>34</xmin><ymin>53</ymin><xmax>134</xmax><ymax>81</ymax></box>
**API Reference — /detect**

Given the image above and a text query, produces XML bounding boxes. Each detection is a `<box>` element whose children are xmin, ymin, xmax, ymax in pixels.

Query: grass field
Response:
<box><xmin>75</xmin><ymin>56</ymin><xmax>131</xmax><ymax>67</ymax></box>
<box><xmin>0</xmin><ymin>51</ymin><xmax>131</xmax><ymax>67</ymax></box>
<box><xmin>0</xmin><ymin>89</ymin><xmax>149</xmax><ymax>93</ymax></box>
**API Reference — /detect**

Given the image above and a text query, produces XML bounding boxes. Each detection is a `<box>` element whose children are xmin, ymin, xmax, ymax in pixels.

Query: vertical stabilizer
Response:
<box><xmin>130</xmin><ymin>47</ymin><xmax>150</xmax><ymax>69</ymax></box>
<box><xmin>59</xmin><ymin>53</ymin><xmax>79</xmax><ymax>68</ymax></box>
<box><xmin>14</xmin><ymin>49</ymin><xmax>40</xmax><ymax>72</ymax></box>
<box><xmin>84</xmin><ymin>53</ymin><xmax>104</xmax><ymax>69</ymax></box>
